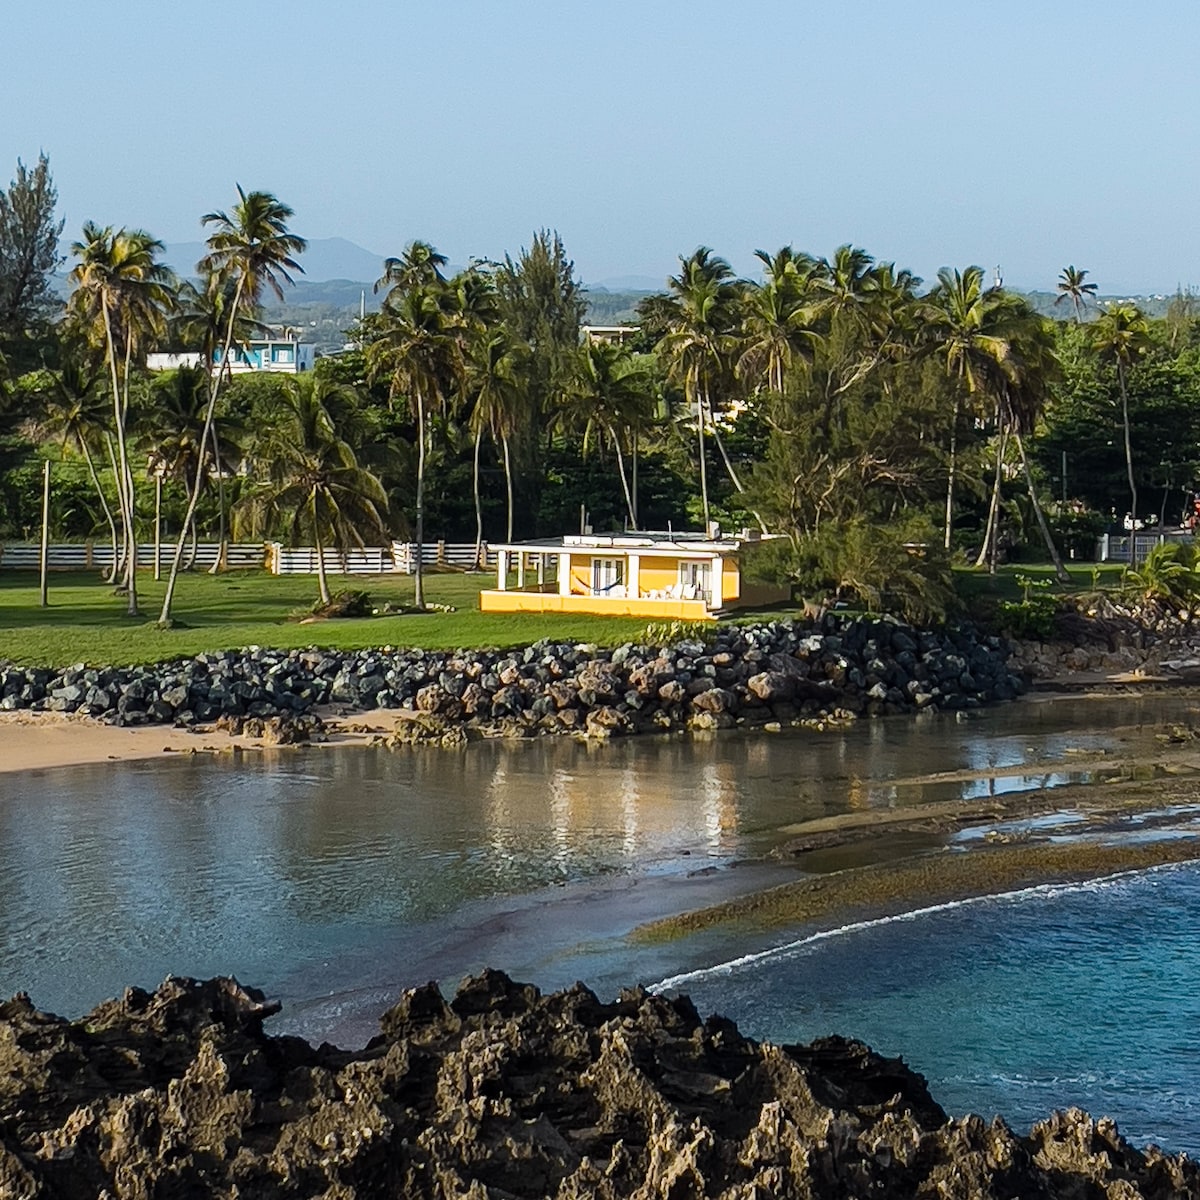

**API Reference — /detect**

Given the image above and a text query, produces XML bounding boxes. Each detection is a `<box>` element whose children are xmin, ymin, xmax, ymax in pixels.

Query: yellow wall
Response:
<box><xmin>479</xmin><ymin>590</ymin><xmax>712</xmax><ymax>620</ymax></box>
<box><xmin>722</xmin><ymin>557</ymin><xmax>740</xmax><ymax>602</ymax></box>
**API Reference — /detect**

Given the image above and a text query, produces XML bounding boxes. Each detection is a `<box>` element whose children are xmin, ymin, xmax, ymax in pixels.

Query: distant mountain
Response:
<box><xmin>590</xmin><ymin>275</ymin><xmax>665</xmax><ymax>293</ymax></box>
<box><xmin>162</xmin><ymin>237</ymin><xmax>387</xmax><ymax>284</ymax></box>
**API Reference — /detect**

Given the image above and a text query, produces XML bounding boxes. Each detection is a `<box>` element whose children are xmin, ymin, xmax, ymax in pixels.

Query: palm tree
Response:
<box><xmin>465</xmin><ymin>329</ymin><xmax>529</xmax><ymax>549</ymax></box>
<box><xmin>1093</xmin><ymin>304</ymin><xmax>1151</xmax><ymax>530</ymax></box>
<box><xmin>68</xmin><ymin>223</ymin><xmax>175</xmax><ymax>614</ymax></box>
<box><xmin>24</xmin><ymin>330</ymin><xmax>120</xmax><ymax>575</ymax></box>
<box><xmin>367</xmin><ymin>268</ymin><xmax>462</xmax><ymax>607</ymax></box>
<box><xmin>237</xmin><ymin>377</ymin><xmax>387</xmax><ymax>606</ymax></box>
<box><xmin>561</xmin><ymin>339</ymin><xmax>654</xmax><ymax>528</ymax></box>
<box><xmin>925</xmin><ymin>265</ymin><xmax>1017</xmax><ymax>552</ymax></box>
<box><xmin>158</xmin><ymin>187</ymin><xmax>305</xmax><ymax>626</ymax></box>
<box><xmin>375</xmin><ymin>240</ymin><xmax>448</xmax><ymax>298</ymax></box>
<box><xmin>1055</xmin><ymin>266</ymin><xmax>1098</xmax><ymax>324</ymax></box>
<box><xmin>737</xmin><ymin>246</ymin><xmax>822</xmax><ymax>395</ymax></box>
<box><xmin>657</xmin><ymin>248</ymin><xmax>740</xmax><ymax>529</ymax></box>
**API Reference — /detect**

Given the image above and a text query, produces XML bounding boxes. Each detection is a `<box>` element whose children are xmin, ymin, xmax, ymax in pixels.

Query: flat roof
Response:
<box><xmin>490</xmin><ymin>530</ymin><xmax>763</xmax><ymax>555</ymax></box>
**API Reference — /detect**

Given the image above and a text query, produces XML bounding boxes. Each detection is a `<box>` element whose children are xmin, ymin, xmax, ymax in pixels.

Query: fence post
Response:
<box><xmin>437</xmin><ymin>539</ymin><xmax>446</xmax><ymax>565</ymax></box>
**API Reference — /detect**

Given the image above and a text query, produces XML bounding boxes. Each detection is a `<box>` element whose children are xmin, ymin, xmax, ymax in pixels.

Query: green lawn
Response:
<box><xmin>951</xmin><ymin>562</ymin><xmax>1126</xmax><ymax>604</ymax></box>
<box><xmin>0</xmin><ymin>570</ymin><xmax>662</xmax><ymax>667</ymax></box>
<box><xmin>0</xmin><ymin>561</ymin><xmax>1128</xmax><ymax>669</ymax></box>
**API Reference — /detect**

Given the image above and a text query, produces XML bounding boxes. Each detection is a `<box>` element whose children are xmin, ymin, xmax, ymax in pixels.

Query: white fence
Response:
<box><xmin>0</xmin><ymin>542</ymin><xmax>265</xmax><ymax>571</ymax></box>
<box><xmin>1095</xmin><ymin>531</ymin><xmax>1194</xmax><ymax>564</ymax></box>
<box><xmin>267</xmin><ymin>544</ymin><xmax>392</xmax><ymax>576</ymax></box>
<box><xmin>391</xmin><ymin>541</ymin><xmax>495</xmax><ymax>574</ymax></box>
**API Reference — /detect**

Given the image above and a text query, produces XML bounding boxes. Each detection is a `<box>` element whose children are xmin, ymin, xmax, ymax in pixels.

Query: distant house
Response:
<box><xmin>146</xmin><ymin>338</ymin><xmax>315</xmax><ymax>375</ymax></box>
<box><xmin>478</xmin><ymin>529</ymin><xmax>790</xmax><ymax>620</ymax></box>
<box><xmin>581</xmin><ymin>325</ymin><xmax>640</xmax><ymax>346</ymax></box>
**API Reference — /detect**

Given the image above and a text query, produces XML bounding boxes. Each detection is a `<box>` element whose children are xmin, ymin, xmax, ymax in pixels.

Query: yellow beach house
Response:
<box><xmin>478</xmin><ymin>529</ymin><xmax>790</xmax><ymax>620</ymax></box>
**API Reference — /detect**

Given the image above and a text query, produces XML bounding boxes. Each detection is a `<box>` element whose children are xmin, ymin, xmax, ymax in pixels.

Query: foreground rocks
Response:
<box><xmin>0</xmin><ymin>616</ymin><xmax>1024</xmax><ymax>744</ymax></box>
<box><xmin>0</xmin><ymin>973</ymin><xmax>1191</xmax><ymax>1198</ymax></box>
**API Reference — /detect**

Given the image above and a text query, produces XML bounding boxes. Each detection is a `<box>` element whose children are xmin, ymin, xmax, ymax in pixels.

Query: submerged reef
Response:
<box><xmin>0</xmin><ymin>971</ymin><xmax>1193</xmax><ymax>1198</ymax></box>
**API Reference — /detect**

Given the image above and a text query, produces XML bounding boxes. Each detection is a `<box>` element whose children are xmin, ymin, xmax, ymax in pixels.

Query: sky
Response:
<box><xmin>4</xmin><ymin>1</ymin><xmax>1200</xmax><ymax>293</ymax></box>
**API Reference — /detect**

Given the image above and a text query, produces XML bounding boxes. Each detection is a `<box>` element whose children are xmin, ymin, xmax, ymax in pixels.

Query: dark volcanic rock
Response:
<box><xmin>0</xmin><ymin>972</ymin><xmax>1192</xmax><ymax>1199</ymax></box>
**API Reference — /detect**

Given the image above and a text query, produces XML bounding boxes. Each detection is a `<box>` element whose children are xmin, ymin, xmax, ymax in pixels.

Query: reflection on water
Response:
<box><xmin>0</xmin><ymin>693</ymin><xmax>1193</xmax><ymax>1019</ymax></box>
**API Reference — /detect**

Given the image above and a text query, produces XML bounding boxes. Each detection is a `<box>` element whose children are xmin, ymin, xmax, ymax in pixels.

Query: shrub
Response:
<box><xmin>996</xmin><ymin>574</ymin><xmax>1059</xmax><ymax>639</ymax></box>
<box><xmin>1123</xmin><ymin>542</ymin><xmax>1200</xmax><ymax>610</ymax></box>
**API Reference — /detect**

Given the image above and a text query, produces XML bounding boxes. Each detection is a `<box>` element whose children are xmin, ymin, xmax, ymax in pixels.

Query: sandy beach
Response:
<box><xmin>0</xmin><ymin>708</ymin><xmax>422</xmax><ymax>776</ymax></box>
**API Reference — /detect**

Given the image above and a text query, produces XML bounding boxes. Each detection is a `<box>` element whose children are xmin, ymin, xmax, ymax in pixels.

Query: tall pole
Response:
<box><xmin>1062</xmin><ymin>450</ymin><xmax>1067</xmax><ymax>508</ymax></box>
<box><xmin>39</xmin><ymin>460</ymin><xmax>50</xmax><ymax>608</ymax></box>
<box><xmin>154</xmin><ymin>471</ymin><xmax>162</xmax><ymax>581</ymax></box>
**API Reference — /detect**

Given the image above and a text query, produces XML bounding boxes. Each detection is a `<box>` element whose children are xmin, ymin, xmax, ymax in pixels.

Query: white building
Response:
<box><xmin>147</xmin><ymin>338</ymin><xmax>315</xmax><ymax>375</ymax></box>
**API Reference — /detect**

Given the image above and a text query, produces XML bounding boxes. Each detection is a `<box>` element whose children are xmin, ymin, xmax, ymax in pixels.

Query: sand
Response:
<box><xmin>0</xmin><ymin>708</ymin><xmax>423</xmax><ymax>776</ymax></box>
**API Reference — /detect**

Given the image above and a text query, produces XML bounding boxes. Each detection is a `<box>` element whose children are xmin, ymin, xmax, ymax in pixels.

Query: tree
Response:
<box><xmin>737</xmin><ymin>246</ymin><xmax>821</xmax><ymax>395</ymax></box>
<box><xmin>236</xmin><ymin>377</ymin><xmax>387</xmax><ymax>606</ymax></box>
<box><xmin>159</xmin><ymin>187</ymin><xmax>305</xmax><ymax>626</ymax></box>
<box><xmin>1092</xmin><ymin>304</ymin><xmax>1151</xmax><ymax>529</ymax></box>
<box><xmin>465</xmin><ymin>329</ymin><xmax>529</xmax><ymax>547</ymax></box>
<box><xmin>0</xmin><ymin>154</ymin><xmax>63</xmax><ymax>344</ymax></box>
<box><xmin>657</xmin><ymin>247</ymin><xmax>740</xmax><ymax>529</ymax></box>
<box><xmin>925</xmin><ymin>265</ymin><xmax>1018</xmax><ymax>552</ymax></box>
<box><xmin>561</xmin><ymin>339</ymin><xmax>655</xmax><ymax>527</ymax></box>
<box><xmin>1054</xmin><ymin>266</ymin><xmax>1098</xmax><ymax>324</ymax></box>
<box><xmin>68</xmin><ymin>223</ymin><xmax>175</xmax><ymax>614</ymax></box>
<box><xmin>367</xmin><ymin>267</ymin><xmax>462</xmax><ymax>607</ymax></box>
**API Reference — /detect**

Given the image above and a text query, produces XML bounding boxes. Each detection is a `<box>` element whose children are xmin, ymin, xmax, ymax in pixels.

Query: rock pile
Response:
<box><xmin>0</xmin><ymin>972</ymin><xmax>1192</xmax><ymax>1198</ymax></box>
<box><xmin>0</xmin><ymin>616</ymin><xmax>1023</xmax><ymax>742</ymax></box>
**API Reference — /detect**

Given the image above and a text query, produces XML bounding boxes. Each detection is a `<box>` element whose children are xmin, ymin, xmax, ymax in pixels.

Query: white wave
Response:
<box><xmin>650</xmin><ymin>859</ymin><xmax>1198</xmax><ymax>993</ymax></box>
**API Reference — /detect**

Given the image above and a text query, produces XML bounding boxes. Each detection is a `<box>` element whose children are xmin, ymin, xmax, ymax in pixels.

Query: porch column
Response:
<box><xmin>536</xmin><ymin>554</ymin><xmax>545</xmax><ymax>588</ymax></box>
<box><xmin>496</xmin><ymin>549</ymin><xmax>509</xmax><ymax>590</ymax></box>
<box><xmin>627</xmin><ymin>553</ymin><xmax>640</xmax><ymax>599</ymax></box>
<box><xmin>558</xmin><ymin>552</ymin><xmax>571</xmax><ymax>596</ymax></box>
<box><xmin>710</xmin><ymin>555</ymin><xmax>724</xmax><ymax>612</ymax></box>
<box><xmin>517</xmin><ymin>552</ymin><xmax>526</xmax><ymax>589</ymax></box>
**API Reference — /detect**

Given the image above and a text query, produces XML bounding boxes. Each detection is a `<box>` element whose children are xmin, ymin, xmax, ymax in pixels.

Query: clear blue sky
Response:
<box><xmin>4</xmin><ymin>1</ymin><xmax>1199</xmax><ymax>292</ymax></box>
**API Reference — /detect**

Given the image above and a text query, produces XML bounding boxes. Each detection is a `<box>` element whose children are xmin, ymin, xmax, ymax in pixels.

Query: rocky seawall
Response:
<box><xmin>0</xmin><ymin>617</ymin><xmax>1024</xmax><ymax>743</ymax></box>
<box><xmin>0</xmin><ymin>972</ymin><xmax>1192</xmax><ymax>1198</ymax></box>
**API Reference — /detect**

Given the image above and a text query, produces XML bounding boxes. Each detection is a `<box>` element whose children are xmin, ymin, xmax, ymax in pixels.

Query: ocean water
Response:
<box><xmin>659</xmin><ymin>861</ymin><xmax>1200</xmax><ymax>1154</ymax></box>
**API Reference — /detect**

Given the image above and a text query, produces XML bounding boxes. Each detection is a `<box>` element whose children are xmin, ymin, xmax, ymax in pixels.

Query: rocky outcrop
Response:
<box><xmin>0</xmin><ymin>972</ymin><xmax>1191</xmax><ymax>1198</ymax></box>
<box><xmin>0</xmin><ymin>616</ymin><xmax>1024</xmax><ymax>743</ymax></box>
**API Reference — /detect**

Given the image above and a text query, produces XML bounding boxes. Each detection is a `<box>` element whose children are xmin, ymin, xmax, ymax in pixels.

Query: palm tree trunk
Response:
<box><xmin>208</xmin><ymin>422</ymin><xmax>228</xmax><ymax>575</ymax></box>
<box><xmin>607</xmin><ymin>422</ymin><xmax>637</xmax><ymax>528</ymax></box>
<box><xmin>414</xmin><ymin>389</ymin><xmax>426</xmax><ymax>610</ymax></box>
<box><xmin>502</xmin><ymin>432</ymin><xmax>514</xmax><ymax>543</ymax></box>
<box><xmin>974</xmin><ymin>418</ymin><xmax>1007</xmax><ymax>571</ymax></box>
<box><xmin>313</xmin><ymin>492</ymin><xmax>331</xmax><ymax>606</ymax></box>
<box><xmin>1119</xmin><ymin>362</ymin><xmax>1138</xmax><ymax>535</ymax></box>
<box><xmin>695</xmin><ymin>381</ymin><xmax>710</xmax><ymax>531</ymax></box>
<box><xmin>79</xmin><ymin>437</ymin><xmax>119</xmax><ymax>583</ymax></box>
<box><xmin>472</xmin><ymin>425</ymin><xmax>485</xmax><ymax>570</ymax></box>
<box><xmin>631</xmin><ymin>426</ymin><xmax>639</xmax><ymax>528</ymax></box>
<box><xmin>944</xmin><ymin>393</ymin><xmax>962</xmax><ymax>551</ymax></box>
<box><xmin>121</xmin><ymin>336</ymin><xmax>138</xmax><ymax>615</ymax></box>
<box><xmin>1016</xmin><ymin>432</ymin><xmax>1070</xmax><ymax>584</ymax></box>
<box><xmin>160</xmin><ymin>274</ymin><xmax>247</xmax><ymax>626</ymax></box>
<box><xmin>186</xmin><ymin>514</ymin><xmax>198</xmax><ymax>571</ymax></box>
<box><xmin>100</xmin><ymin>299</ymin><xmax>137</xmax><ymax>614</ymax></box>
<box><xmin>103</xmin><ymin>434</ymin><xmax>123</xmax><ymax>583</ymax></box>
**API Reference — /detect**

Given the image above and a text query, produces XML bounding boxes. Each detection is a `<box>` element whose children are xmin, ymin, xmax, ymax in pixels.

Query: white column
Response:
<box><xmin>536</xmin><ymin>554</ymin><xmax>545</xmax><ymax>588</ymax></box>
<box><xmin>627</xmin><ymin>553</ymin><xmax>640</xmax><ymax>599</ymax></box>
<box><xmin>517</xmin><ymin>552</ymin><xmax>526</xmax><ymax>589</ymax></box>
<box><xmin>497</xmin><ymin>549</ymin><xmax>509</xmax><ymax>590</ymax></box>
<box><xmin>709</xmin><ymin>555</ymin><xmax>724</xmax><ymax>611</ymax></box>
<box><xmin>558</xmin><ymin>552</ymin><xmax>571</xmax><ymax>596</ymax></box>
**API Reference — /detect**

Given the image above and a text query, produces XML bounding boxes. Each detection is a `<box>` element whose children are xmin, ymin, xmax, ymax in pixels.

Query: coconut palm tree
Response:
<box><xmin>367</xmin><ymin>270</ymin><xmax>462</xmax><ymax>608</ymax></box>
<box><xmin>925</xmin><ymin>265</ymin><xmax>1017</xmax><ymax>552</ymax></box>
<box><xmin>1055</xmin><ymin>266</ymin><xmax>1098</xmax><ymax>324</ymax></box>
<box><xmin>657</xmin><ymin>248</ymin><xmax>740</xmax><ymax>529</ymax></box>
<box><xmin>375</xmin><ymin>240</ymin><xmax>448</xmax><ymax>299</ymax></box>
<box><xmin>465</xmin><ymin>328</ymin><xmax>529</xmax><ymax>549</ymax></box>
<box><xmin>561</xmin><ymin>339</ymin><xmax>654</xmax><ymax>528</ymax></box>
<box><xmin>158</xmin><ymin>187</ymin><xmax>305</xmax><ymax>627</ymax></box>
<box><xmin>236</xmin><ymin>376</ymin><xmax>387</xmax><ymax>606</ymax></box>
<box><xmin>1092</xmin><ymin>303</ymin><xmax>1151</xmax><ymax>530</ymax></box>
<box><xmin>737</xmin><ymin>246</ymin><xmax>822</xmax><ymax>395</ymax></box>
<box><xmin>68</xmin><ymin>222</ymin><xmax>175</xmax><ymax>614</ymax></box>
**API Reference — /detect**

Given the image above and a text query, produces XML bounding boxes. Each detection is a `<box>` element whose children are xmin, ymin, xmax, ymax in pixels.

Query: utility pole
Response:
<box><xmin>38</xmin><ymin>460</ymin><xmax>50</xmax><ymax>607</ymax></box>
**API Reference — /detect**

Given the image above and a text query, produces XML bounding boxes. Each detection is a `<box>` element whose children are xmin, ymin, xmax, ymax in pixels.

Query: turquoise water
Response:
<box><xmin>659</xmin><ymin>861</ymin><xmax>1200</xmax><ymax>1153</ymax></box>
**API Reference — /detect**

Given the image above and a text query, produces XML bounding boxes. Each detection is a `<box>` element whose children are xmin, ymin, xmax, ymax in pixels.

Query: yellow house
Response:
<box><xmin>478</xmin><ymin>530</ymin><xmax>790</xmax><ymax>620</ymax></box>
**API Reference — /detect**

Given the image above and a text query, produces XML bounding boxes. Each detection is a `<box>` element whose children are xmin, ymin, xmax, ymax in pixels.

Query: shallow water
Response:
<box><xmin>2</xmin><ymin>693</ymin><xmax>1200</xmax><ymax>1146</ymax></box>
<box><xmin>661</xmin><ymin>862</ymin><xmax>1200</xmax><ymax>1153</ymax></box>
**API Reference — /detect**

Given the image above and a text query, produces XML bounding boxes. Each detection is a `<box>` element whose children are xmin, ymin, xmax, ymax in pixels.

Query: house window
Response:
<box><xmin>591</xmin><ymin>558</ymin><xmax>624</xmax><ymax>595</ymax></box>
<box><xmin>678</xmin><ymin>559</ymin><xmax>711</xmax><ymax>602</ymax></box>
<box><xmin>272</xmin><ymin>346</ymin><xmax>295</xmax><ymax>363</ymax></box>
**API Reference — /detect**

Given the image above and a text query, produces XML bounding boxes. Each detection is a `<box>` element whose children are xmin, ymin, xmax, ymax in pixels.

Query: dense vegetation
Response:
<box><xmin>3</xmin><ymin>157</ymin><xmax>1200</xmax><ymax>626</ymax></box>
